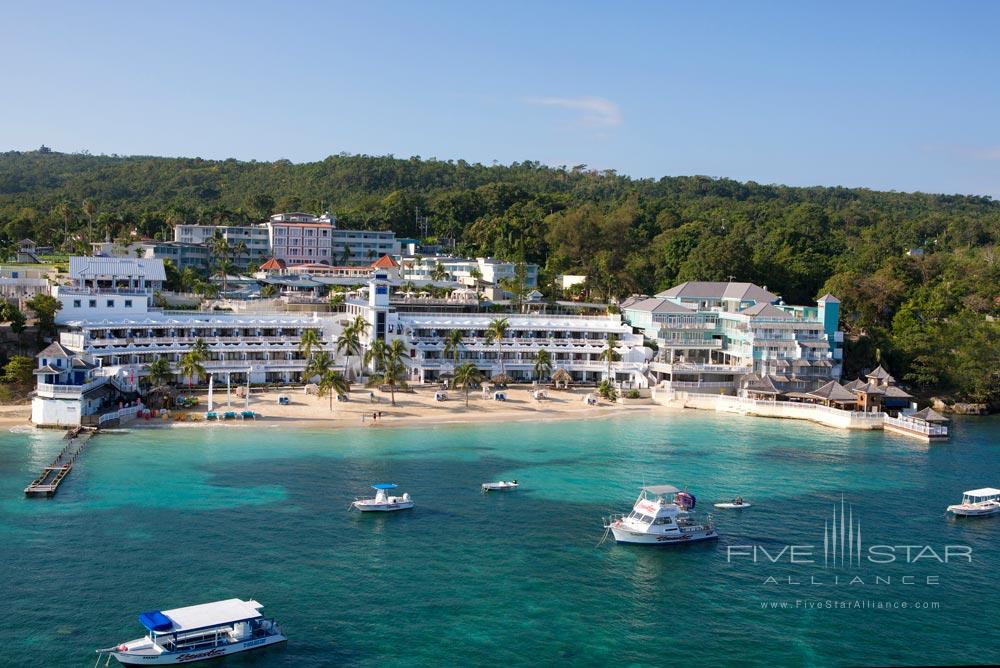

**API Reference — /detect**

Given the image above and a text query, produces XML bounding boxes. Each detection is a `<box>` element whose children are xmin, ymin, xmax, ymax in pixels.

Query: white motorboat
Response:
<box><xmin>351</xmin><ymin>483</ymin><xmax>414</xmax><ymax>512</ymax></box>
<box><xmin>714</xmin><ymin>496</ymin><xmax>751</xmax><ymax>509</ymax></box>
<box><xmin>947</xmin><ymin>488</ymin><xmax>1000</xmax><ymax>517</ymax></box>
<box><xmin>96</xmin><ymin>598</ymin><xmax>285</xmax><ymax>665</ymax></box>
<box><xmin>603</xmin><ymin>485</ymin><xmax>718</xmax><ymax>545</ymax></box>
<box><xmin>482</xmin><ymin>480</ymin><xmax>518</xmax><ymax>492</ymax></box>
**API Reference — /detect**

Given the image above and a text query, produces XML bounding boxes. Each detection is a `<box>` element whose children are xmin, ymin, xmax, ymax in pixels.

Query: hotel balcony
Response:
<box><xmin>649</xmin><ymin>361</ymin><xmax>750</xmax><ymax>375</ymax></box>
<box><xmin>656</xmin><ymin>338</ymin><xmax>723</xmax><ymax>349</ymax></box>
<box><xmin>35</xmin><ymin>376</ymin><xmax>109</xmax><ymax>399</ymax></box>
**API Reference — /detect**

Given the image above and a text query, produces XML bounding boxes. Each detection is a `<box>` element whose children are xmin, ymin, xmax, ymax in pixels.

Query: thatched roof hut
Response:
<box><xmin>490</xmin><ymin>373</ymin><xmax>513</xmax><ymax>386</ymax></box>
<box><xmin>551</xmin><ymin>368</ymin><xmax>572</xmax><ymax>388</ymax></box>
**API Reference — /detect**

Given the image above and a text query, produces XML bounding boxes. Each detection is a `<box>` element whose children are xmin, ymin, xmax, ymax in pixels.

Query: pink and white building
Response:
<box><xmin>265</xmin><ymin>213</ymin><xmax>335</xmax><ymax>265</ymax></box>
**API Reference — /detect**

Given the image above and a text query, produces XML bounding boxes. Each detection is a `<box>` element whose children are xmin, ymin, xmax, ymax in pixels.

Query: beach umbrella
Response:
<box><xmin>490</xmin><ymin>373</ymin><xmax>513</xmax><ymax>385</ymax></box>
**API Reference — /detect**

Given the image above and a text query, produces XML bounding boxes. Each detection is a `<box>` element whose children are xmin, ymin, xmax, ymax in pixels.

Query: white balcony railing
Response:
<box><xmin>35</xmin><ymin>377</ymin><xmax>109</xmax><ymax>398</ymax></box>
<box><xmin>884</xmin><ymin>414</ymin><xmax>949</xmax><ymax>436</ymax></box>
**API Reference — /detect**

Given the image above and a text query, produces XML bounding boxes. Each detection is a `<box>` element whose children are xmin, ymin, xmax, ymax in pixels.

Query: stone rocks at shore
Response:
<box><xmin>931</xmin><ymin>397</ymin><xmax>989</xmax><ymax>415</ymax></box>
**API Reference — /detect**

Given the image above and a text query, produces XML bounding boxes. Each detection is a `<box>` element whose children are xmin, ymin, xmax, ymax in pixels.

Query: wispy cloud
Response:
<box><xmin>525</xmin><ymin>96</ymin><xmax>622</xmax><ymax>128</ymax></box>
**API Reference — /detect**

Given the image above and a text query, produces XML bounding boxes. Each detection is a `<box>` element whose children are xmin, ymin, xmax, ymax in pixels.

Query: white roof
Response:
<box><xmin>159</xmin><ymin>599</ymin><xmax>263</xmax><ymax>633</ymax></box>
<box><xmin>964</xmin><ymin>488</ymin><xmax>1000</xmax><ymax>497</ymax></box>
<box><xmin>69</xmin><ymin>257</ymin><xmax>166</xmax><ymax>281</ymax></box>
<box><xmin>398</xmin><ymin>314</ymin><xmax>627</xmax><ymax>331</ymax></box>
<box><xmin>642</xmin><ymin>484</ymin><xmax>681</xmax><ymax>495</ymax></box>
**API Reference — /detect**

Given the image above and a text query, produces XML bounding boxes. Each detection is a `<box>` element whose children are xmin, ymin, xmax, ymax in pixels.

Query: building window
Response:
<box><xmin>107</xmin><ymin>299</ymin><xmax>115</xmax><ymax>308</ymax></box>
<box><xmin>89</xmin><ymin>300</ymin><xmax>97</xmax><ymax>308</ymax></box>
<box><xmin>73</xmin><ymin>300</ymin><xmax>81</xmax><ymax>308</ymax></box>
<box><xmin>125</xmin><ymin>299</ymin><xmax>133</xmax><ymax>307</ymax></box>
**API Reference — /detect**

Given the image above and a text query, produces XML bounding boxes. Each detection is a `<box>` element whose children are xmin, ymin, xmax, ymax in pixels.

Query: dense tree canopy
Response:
<box><xmin>1</xmin><ymin>149</ymin><xmax>998</xmax><ymax>405</ymax></box>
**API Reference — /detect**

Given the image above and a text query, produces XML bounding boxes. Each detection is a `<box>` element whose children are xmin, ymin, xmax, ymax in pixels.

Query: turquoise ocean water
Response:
<box><xmin>1</xmin><ymin>412</ymin><xmax>998</xmax><ymax>667</ymax></box>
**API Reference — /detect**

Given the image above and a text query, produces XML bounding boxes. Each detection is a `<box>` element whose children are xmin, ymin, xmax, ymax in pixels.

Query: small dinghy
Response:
<box><xmin>714</xmin><ymin>497</ymin><xmax>751</xmax><ymax>509</ymax></box>
<box><xmin>481</xmin><ymin>480</ymin><xmax>518</xmax><ymax>492</ymax></box>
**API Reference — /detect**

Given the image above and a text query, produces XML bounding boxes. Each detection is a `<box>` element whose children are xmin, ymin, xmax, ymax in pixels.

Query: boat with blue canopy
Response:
<box><xmin>96</xmin><ymin>598</ymin><xmax>286</xmax><ymax>665</ymax></box>
<box><xmin>351</xmin><ymin>483</ymin><xmax>414</xmax><ymax>512</ymax></box>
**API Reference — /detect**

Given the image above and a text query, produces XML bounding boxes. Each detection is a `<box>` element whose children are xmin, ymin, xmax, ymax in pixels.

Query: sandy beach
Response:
<box><xmin>1</xmin><ymin>386</ymin><xmax>673</xmax><ymax>431</ymax></box>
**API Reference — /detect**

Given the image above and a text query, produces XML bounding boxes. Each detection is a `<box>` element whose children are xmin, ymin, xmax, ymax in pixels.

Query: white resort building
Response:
<box><xmin>621</xmin><ymin>281</ymin><xmax>843</xmax><ymax>393</ymax></box>
<box><xmin>53</xmin><ymin>257</ymin><xmax>166</xmax><ymax>324</ymax></box>
<box><xmin>31</xmin><ymin>341</ymin><xmax>140</xmax><ymax>427</ymax></box>
<box><xmin>344</xmin><ymin>272</ymin><xmax>651</xmax><ymax>386</ymax></box>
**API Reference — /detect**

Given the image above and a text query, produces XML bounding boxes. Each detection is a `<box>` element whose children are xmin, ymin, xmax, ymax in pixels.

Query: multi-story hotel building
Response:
<box><xmin>53</xmin><ymin>257</ymin><xmax>166</xmax><ymax>324</ymax></box>
<box><xmin>58</xmin><ymin>313</ymin><xmax>339</xmax><ymax>386</ymax></box>
<box><xmin>621</xmin><ymin>281</ymin><xmax>842</xmax><ymax>393</ymax></box>
<box><xmin>265</xmin><ymin>213</ymin><xmax>335</xmax><ymax>265</ymax></box>
<box><xmin>174</xmin><ymin>224</ymin><xmax>271</xmax><ymax>265</ymax></box>
<box><xmin>345</xmin><ymin>273</ymin><xmax>651</xmax><ymax>386</ymax></box>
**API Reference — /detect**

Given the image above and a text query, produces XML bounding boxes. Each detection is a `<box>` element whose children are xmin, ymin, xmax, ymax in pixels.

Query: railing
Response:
<box><xmin>56</xmin><ymin>286</ymin><xmax>155</xmax><ymax>296</ymax></box>
<box><xmin>36</xmin><ymin>377</ymin><xmax>108</xmax><ymax>398</ymax></box>
<box><xmin>650</xmin><ymin>362</ymin><xmax>749</xmax><ymax>373</ymax></box>
<box><xmin>884</xmin><ymin>414</ymin><xmax>949</xmax><ymax>436</ymax></box>
<box><xmin>664</xmin><ymin>381</ymin><xmax>735</xmax><ymax>389</ymax></box>
<box><xmin>656</xmin><ymin>339</ymin><xmax>723</xmax><ymax>348</ymax></box>
<box><xmin>723</xmin><ymin>397</ymin><xmax>885</xmax><ymax>421</ymax></box>
<box><xmin>98</xmin><ymin>404</ymin><xmax>143</xmax><ymax>425</ymax></box>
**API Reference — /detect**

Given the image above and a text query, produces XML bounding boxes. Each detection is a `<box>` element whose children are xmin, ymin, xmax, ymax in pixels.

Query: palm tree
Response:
<box><xmin>363</xmin><ymin>337</ymin><xmax>387</xmax><ymax>374</ymax></box>
<box><xmin>336</xmin><ymin>328</ymin><xmax>362</xmax><ymax>379</ymax></box>
<box><xmin>146</xmin><ymin>356</ymin><xmax>173</xmax><ymax>387</ymax></box>
<box><xmin>431</xmin><ymin>262</ymin><xmax>448</xmax><ymax>282</ymax></box>
<box><xmin>304</xmin><ymin>351</ymin><xmax>334</xmax><ymax>382</ymax></box>
<box><xmin>232</xmin><ymin>240</ymin><xmax>248</xmax><ymax>271</ymax></box>
<box><xmin>533</xmin><ymin>349</ymin><xmax>553</xmax><ymax>382</ymax></box>
<box><xmin>299</xmin><ymin>329</ymin><xmax>321</xmax><ymax>359</ymax></box>
<box><xmin>317</xmin><ymin>369</ymin><xmax>350</xmax><ymax>413</ymax></box>
<box><xmin>82</xmin><ymin>198</ymin><xmax>97</xmax><ymax>243</ymax></box>
<box><xmin>380</xmin><ymin>339</ymin><xmax>409</xmax><ymax>406</ymax></box>
<box><xmin>178</xmin><ymin>351</ymin><xmax>206</xmax><ymax>391</ymax></box>
<box><xmin>208</xmin><ymin>232</ymin><xmax>232</xmax><ymax>294</ymax></box>
<box><xmin>54</xmin><ymin>201</ymin><xmax>72</xmax><ymax>246</ymax></box>
<box><xmin>442</xmin><ymin>329</ymin><xmax>465</xmax><ymax>366</ymax></box>
<box><xmin>453</xmin><ymin>362</ymin><xmax>484</xmax><ymax>408</ymax></box>
<box><xmin>469</xmin><ymin>267</ymin><xmax>483</xmax><ymax>291</ymax></box>
<box><xmin>191</xmin><ymin>337</ymin><xmax>209</xmax><ymax>362</ymax></box>
<box><xmin>599</xmin><ymin>334</ymin><xmax>620</xmax><ymax>382</ymax></box>
<box><xmin>348</xmin><ymin>315</ymin><xmax>370</xmax><ymax>336</ymax></box>
<box><xmin>485</xmin><ymin>317</ymin><xmax>510</xmax><ymax>376</ymax></box>
<box><xmin>329</xmin><ymin>292</ymin><xmax>345</xmax><ymax>312</ymax></box>
<box><xmin>597</xmin><ymin>378</ymin><xmax>618</xmax><ymax>401</ymax></box>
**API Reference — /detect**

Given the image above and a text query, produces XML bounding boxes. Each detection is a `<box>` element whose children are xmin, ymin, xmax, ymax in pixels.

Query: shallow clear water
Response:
<box><xmin>1</xmin><ymin>413</ymin><xmax>998</xmax><ymax>667</ymax></box>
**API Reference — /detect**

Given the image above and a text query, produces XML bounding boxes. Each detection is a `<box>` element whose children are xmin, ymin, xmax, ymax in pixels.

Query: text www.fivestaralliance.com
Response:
<box><xmin>760</xmin><ymin>600</ymin><xmax>940</xmax><ymax>610</ymax></box>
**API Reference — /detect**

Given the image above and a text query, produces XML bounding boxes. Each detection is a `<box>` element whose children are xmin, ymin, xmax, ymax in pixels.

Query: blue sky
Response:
<box><xmin>2</xmin><ymin>1</ymin><xmax>999</xmax><ymax>196</ymax></box>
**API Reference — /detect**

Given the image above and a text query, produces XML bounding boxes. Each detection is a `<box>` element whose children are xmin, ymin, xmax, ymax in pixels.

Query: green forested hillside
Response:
<box><xmin>1</xmin><ymin>149</ymin><xmax>998</xmax><ymax>405</ymax></box>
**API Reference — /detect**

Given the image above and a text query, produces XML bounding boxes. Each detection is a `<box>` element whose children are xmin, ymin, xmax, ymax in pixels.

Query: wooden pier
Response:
<box><xmin>24</xmin><ymin>427</ymin><xmax>97</xmax><ymax>497</ymax></box>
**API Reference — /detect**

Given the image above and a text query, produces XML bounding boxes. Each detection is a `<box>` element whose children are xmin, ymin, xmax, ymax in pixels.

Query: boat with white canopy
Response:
<box><xmin>95</xmin><ymin>598</ymin><xmax>285</xmax><ymax>665</ymax></box>
<box><xmin>947</xmin><ymin>488</ymin><xmax>1000</xmax><ymax>517</ymax></box>
<box><xmin>603</xmin><ymin>484</ymin><xmax>718</xmax><ymax>545</ymax></box>
<box><xmin>351</xmin><ymin>483</ymin><xmax>414</xmax><ymax>512</ymax></box>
